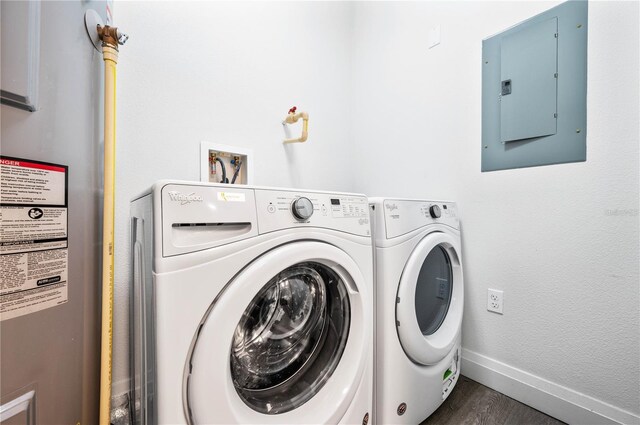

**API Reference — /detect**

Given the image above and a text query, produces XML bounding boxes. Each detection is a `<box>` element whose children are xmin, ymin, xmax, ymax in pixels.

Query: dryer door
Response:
<box><xmin>184</xmin><ymin>241</ymin><xmax>369</xmax><ymax>424</ymax></box>
<box><xmin>396</xmin><ymin>231</ymin><xmax>463</xmax><ymax>365</ymax></box>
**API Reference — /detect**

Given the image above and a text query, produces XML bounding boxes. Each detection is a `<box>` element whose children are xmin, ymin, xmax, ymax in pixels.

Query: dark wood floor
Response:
<box><xmin>420</xmin><ymin>376</ymin><xmax>565</xmax><ymax>425</ymax></box>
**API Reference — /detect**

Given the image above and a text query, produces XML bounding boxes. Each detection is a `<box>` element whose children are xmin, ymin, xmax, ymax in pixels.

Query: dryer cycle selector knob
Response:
<box><xmin>429</xmin><ymin>204</ymin><xmax>441</xmax><ymax>218</ymax></box>
<box><xmin>292</xmin><ymin>197</ymin><xmax>314</xmax><ymax>220</ymax></box>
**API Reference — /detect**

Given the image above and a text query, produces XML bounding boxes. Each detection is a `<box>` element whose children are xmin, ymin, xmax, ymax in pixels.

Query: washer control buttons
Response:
<box><xmin>291</xmin><ymin>197</ymin><xmax>314</xmax><ymax>220</ymax></box>
<box><xmin>429</xmin><ymin>204</ymin><xmax>441</xmax><ymax>219</ymax></box>
<box><xmin>267</xmin><ymin>204</ymin><xmax>276</xmax><ymax>213</ymax></box>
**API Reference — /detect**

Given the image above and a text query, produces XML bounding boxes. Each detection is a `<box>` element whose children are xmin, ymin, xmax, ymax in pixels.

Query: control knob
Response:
<box><xmin>429</xmin><ymin>204</ymin><xmax>441</xmax><ymax>219</ymax></box>
<box><xmin>292</xmin><ymin>197</ymin><xmax>314</xmax><ymax>220</ymax></box>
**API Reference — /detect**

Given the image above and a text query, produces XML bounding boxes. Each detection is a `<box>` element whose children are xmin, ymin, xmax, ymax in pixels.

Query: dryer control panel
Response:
<box><xmin>255</xmin><ymin>189</ymin><xmax>370</xmax><ymax>237</ymax></box>
<box><xmin>383</xmin><ymin>199</ymin><xmax>459</xmax><ymax>239</ymax></box>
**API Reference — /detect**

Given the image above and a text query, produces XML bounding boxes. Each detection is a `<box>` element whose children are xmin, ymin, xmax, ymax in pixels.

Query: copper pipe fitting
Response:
<box><xmin>97</xmin><ymin>25</ymin><xmax>128</xmax><ymax>49</ymax></box>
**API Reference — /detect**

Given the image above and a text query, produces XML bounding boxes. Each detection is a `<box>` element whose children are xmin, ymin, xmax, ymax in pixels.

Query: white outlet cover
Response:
<box><xmin>487</xmin><ymin>288</ymin><xmax>504</xmax><ymax>314</ymax></box>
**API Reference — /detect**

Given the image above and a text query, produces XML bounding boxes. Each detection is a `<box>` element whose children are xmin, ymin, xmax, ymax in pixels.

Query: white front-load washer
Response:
<box><xmin>370</xmin><ymin>198</ymin><xmax>463</xmax><ymax>424</ymax></box>
<box><xmin>130</xmin><ymin>181</ymin><xmax>373</xmax><ymax>425</ymax></box>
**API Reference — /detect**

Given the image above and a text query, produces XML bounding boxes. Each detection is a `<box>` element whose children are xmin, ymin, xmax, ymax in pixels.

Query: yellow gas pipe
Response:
<box><xmin>97</xmin><ymin>25</ymin><xmax>125</xmax><ymax>425</ymax></box>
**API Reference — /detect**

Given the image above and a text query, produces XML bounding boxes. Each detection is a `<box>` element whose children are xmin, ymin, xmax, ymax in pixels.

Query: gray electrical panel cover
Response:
<box><xmin>482</xmin><ymin>0</ymin><xmax>588</xmax><ymax>172</ymax></box>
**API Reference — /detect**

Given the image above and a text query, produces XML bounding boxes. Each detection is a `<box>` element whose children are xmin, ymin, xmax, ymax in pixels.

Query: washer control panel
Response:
<box><xmin>256</xmin><ymin>189</ymin><xmax>370</xmax><ymax>237</ymax></box>
<box><xmin>292</xmin><ymin>197</ymin><xmax>314</xmax><ymax>220</ymax></box>
<box><xmin>429</xmin><ymin>204</ymin><xmax>441</xmax><ymax>218</ymax></box>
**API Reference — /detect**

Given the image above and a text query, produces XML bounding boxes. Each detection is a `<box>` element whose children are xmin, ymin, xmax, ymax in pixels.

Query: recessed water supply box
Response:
<box><xmin>200</xmin><ymin>142</ymin><xmax>253</xmax><ymax>185</ymax></box>
<box><xmin>481</xmin><ymin>0</ymin><xmax>588</xmax><ymax>172</ymax></box>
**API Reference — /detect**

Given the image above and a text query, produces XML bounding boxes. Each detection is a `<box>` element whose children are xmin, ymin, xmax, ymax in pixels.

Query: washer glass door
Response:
<box><xmin>184</xmin><ymin>241</ymin><xmax>368</xmax><ymax>424</ymax></box>
<box><xmin>230</xmin><ymin>262</ymin><xmax>350</xmax><ymax>414</ymax></box>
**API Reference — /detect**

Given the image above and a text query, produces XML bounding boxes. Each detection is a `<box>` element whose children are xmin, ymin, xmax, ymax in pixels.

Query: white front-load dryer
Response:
<box><xmin>130</xmin><ymin>181</ymin><xmax>373</xmax><ymax>425</ymax></box>
<box><xmin>370</xmin><ymin>198</ymin><xmax>463</xmax><ymax>424</ymax></box>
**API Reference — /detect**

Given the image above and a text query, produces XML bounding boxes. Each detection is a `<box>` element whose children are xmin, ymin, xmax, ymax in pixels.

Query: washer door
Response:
<box><xmin>396</xmin><ymin>231</ymin><xmax>463</xmax><ymax>365</ymax></box>
<box><xmin>184</xmin><ymin>241</ymin><xmax>368</xmax><ymax>424</ymax></box>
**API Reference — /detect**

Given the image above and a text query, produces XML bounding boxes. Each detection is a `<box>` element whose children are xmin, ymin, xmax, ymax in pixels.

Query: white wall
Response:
<box><xmin>112</xmin><ymin>1</ymin><xmax>356</xmax><ymax>392</ymax></box>
<box><xmin>113</xmin><ymin>1</ymin><xmax>639</xmax><ymax>422</ymax></box>
<box><xmin>351</xmin><ymin>0</ymin><xmax>639</xmax><ymax>422</ymax></box>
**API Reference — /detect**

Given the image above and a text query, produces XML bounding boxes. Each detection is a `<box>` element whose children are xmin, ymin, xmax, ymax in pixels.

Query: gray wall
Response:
<box><xmin>1</xmin><ymin>1</ymin><xmax>105</xmax><ymax>423</ymax></box>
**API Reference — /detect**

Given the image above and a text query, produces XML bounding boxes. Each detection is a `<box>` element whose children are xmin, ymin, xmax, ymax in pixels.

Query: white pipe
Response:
<box><xmin>283</xmin><ymin>111</ymin><xmax>309</xmax><ymax>143</ymax></box>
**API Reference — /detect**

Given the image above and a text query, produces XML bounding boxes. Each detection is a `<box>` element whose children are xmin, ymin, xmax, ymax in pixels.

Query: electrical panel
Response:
<box><xmin>482</xmin><ymin>0</ymin><xmax>588</xmax><ymax>172</ymax></box>
<box><xmin>500</xmin><ymin>17</ymin><xmax>558</xmax><ymax>143</ymax></box>
<box><xmin>200</xmin><ymin>142</ymin><xmax>253</xmax><ymax>185</ymax></box>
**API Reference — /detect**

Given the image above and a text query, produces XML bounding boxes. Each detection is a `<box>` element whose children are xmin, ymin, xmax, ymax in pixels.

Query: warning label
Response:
<box><xmin>0</xmin><ymin>207</ymin><xmax>67</xmax><ymax>253</ymax></box>
<box><xmin>0</xmin><ymin>157</ymin><xmax>67</xmax><ymax>205</ymax></box>
<box><xmin>0</xmin><ymin>156</ymin><xmax>69</xmax><ymax>321</ymax></box>
<box><xmin>0</xmin><ymin>249</ymin><xmax>68</xmax><ymax>320</ymax></box>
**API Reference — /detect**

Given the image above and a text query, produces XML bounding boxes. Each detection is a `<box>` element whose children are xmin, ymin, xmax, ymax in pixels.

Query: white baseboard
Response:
<box><xmin>461</xmin><ymin>349</ymin><xmax>640</xmax><ymax>425</ymax></box>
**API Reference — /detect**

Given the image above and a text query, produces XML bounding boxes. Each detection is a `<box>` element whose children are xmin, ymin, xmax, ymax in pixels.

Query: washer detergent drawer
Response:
<box><xmin>160</xmin><ymin>184</ymin><xmax>258</xmax><ymax>256</ymax></box>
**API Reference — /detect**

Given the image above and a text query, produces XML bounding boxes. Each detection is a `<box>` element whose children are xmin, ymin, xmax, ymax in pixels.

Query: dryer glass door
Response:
<box><xmin>396</xmin><ymin>231</ymin><xmax>463</xmax><ymax>365</ymax></box>
<box><xmin>414</xmin><ymin>245</ymin><xmax>453</xmax><ymax>335</ymax></box>
<box><xmin>230</xmin><ymin>262</ymin><xmax>350</xmax><ymax>414</ymax></box>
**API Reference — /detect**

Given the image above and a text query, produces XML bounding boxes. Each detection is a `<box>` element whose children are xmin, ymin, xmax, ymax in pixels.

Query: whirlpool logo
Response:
<box><xmin>385</xmin><ymin>203</ymin><xmax>398</xmax><ymax>211</ymax></box>
<box><xmin>167</xmin><ymin>191</ymin><xmax>203</xmax><ymax>205</ymax></box>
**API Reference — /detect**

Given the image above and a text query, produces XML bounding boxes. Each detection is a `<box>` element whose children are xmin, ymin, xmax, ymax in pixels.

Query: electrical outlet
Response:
<box><xmin>487</xmin><ymin>289</ymin><xmax>504</xmax><ymax>314</ymax></box>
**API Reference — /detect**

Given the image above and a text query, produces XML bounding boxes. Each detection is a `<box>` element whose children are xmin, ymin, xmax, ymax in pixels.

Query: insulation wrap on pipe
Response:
<box><xmin>99</xmin><ymin>44</ymin><xmax>118</xmax><ymax>425</ymax></box>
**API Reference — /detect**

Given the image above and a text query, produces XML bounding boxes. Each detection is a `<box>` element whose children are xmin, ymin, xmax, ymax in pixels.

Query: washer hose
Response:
<box><xmin>231</xmin><ymin>160</ymin><xmax>242</xmax><ymax>184</ymax></box>
<box><xmin>216</xmin><ymin>157</ymin><xmax>228</xmax><ymax>183</ymax></box>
